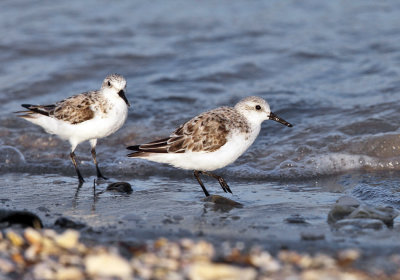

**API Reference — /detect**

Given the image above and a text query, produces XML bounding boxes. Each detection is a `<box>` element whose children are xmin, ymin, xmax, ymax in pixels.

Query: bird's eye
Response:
<box><xmin>107</xmin><ymin>81</ymin><xmax>111</xmax><ymax>87</ymax></box>
<box><xmin>255</xmin><ymin>105</ymin><xmax>261</xmax><ymax>110</ymax></box>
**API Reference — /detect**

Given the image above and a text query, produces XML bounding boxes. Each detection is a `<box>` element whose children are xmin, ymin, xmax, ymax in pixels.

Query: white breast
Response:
<box><xmin>141</xmin><ymin>124</ymin><xmax>261</xmax><ymax>171</ymax></box>
<box><xmin>24</xmin><ymin>95</ymin><xmax>128</xmax><ymax>149</ymax></box>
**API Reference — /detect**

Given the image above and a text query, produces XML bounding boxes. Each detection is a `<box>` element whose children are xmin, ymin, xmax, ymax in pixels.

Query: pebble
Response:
<box><xmin>55</xmin><ymin>267</ymin><xmax>84</xmax><ymax>280</ymax></box>
<box><xmin>334</xmin><ymin>218</ymin><xmax>385</xmax><ymax>230</ymax></box>
<box><xmin>0</xmin><ymin>209</ymin><xmax>43</xmax><ymax>229</ymax></box>
<box><xmin>328</xmin><ymin>196</ymin><xmax>399</xmax><ymax>227</ymax></box>
<box><xmin>54</xmin><ymin>229</ymin><xmax>79</xmax><ymax>250</ymax></box>
<box><xmin>106</xmin><ymin>182</ymin><xmax>133</xmax><ymax>194</ymax></box>
<box><xmin>32</xmin><ymin>261</ymin><xmax>58</xmax><ymax>280</ymax></box>
<box><xmin>0</xmin><ymin>227</ymin><xmax>395</xmax><ymax>279</ymax></box>
<box><xmin>285</xmin><ymin>214</ymin><xmax>309</xmax><ymax>224</ymax></box>
<box><xmin>203</xmin><ymin>195</ymin><xmax>243</xmax><ymax>208</ymax></box>
<box><xmin>337</xmin><ymin>249</ymin><xmax>361</xmax><ymax>266</ymax></box>
<box><xmin>188</xmin><ymin>263</ymin><xmax>257</xmax><ymax>280</ymax></box>
<box><xmin>85</xmin><ymin>253</ymin><xmax>132</xmax><ymax>279</ymax></box>
<box><xmin>54</xmin><ymin>217</ymin><xmax>86</xmax><ymax>229</ymax></box>
<box><xmin>0</xmin><ymin>257</ymin><xmax>15</xmax><ymax>274</ymax></box>
<box><xmin>301</xmin><ymin>231</ymin><xmax>325</xmax><ymax>241</ymax></box>
<box><xmin>250</xmin><ymin>251</ymin><xmax>281</xmax><ymax>272</ymax></box>
<box><xmin>24</xmin><ymin>244</ymin><xmax>40</xmax><ymax>261</ymax></box>
<box><xmin>6</xmin><ymin>230</ymin><xmax>24</xmax><ymax>247</ymax></box>
<box><xmin>24</xmin><ymin>228</ymin><xmax>42</xmax><ymax>245</ymax></box>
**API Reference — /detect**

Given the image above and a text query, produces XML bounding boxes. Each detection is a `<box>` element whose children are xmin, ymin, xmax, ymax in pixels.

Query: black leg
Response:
<box><xmin>201</xmin><ymin>171</ymin><xmax>233</xmax><ymax>194</ymax></box>
<box><xmin>91</xmin><ymin>147</ymin><xmax>108</xmax><ymax>180</ymax></box>
<box><xmin>70</xmin><ymin>151</ymin><xmax>84</xmax><ymax>184</ymax></box>
<box><xmin>193</xmin><ymin>170</ymin><xmax>210</xmax><ymax>197</ymax></box>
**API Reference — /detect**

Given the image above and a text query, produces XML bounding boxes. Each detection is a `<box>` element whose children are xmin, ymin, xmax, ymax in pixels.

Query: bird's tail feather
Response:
<box><xmin>20</xmin><ymin>104</ymin><xmax>52</xmax><ymax>116</ymax></box>
<box><xmin>127</xmin><ymin>145</ymin><xmax>144</xmax><ymax>157</ymax></box>
<box><xmin>14</xmin><ymin>110</ymin><xmax>36</xmax><ymax>119</ymax></box>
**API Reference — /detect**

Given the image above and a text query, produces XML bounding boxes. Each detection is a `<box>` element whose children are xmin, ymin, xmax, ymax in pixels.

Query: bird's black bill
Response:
<box><xmin>118</xmin><ymin>90</ymin><xmax>130</xmax><ymax>107</ymax></box>
<box><xmin>269</xmin><ymin>112</ymin><xmax>293</xmax><ymax>127</ymax></box>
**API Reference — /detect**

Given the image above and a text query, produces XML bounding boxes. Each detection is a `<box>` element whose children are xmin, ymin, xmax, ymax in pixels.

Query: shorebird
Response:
<box><xmin>17</xmin><ymin>74</ymin><xmax>130</xmax><ymax>184</ymax></box>
<box><xmin>127</xmin><ymin>96</ymin><xmax>292</xmax><ymax>196</ymax></box>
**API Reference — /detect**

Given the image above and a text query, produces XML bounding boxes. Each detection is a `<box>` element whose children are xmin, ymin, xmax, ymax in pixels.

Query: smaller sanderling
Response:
<box><xmin>17</xmin><ymin>74</ymin><xmax>130</xmax><ymax>185</ymax></box>
<box><xmin>127</xmin><ymin>96</ymin><xmax>292</xmax><ymax>196</ymax></box>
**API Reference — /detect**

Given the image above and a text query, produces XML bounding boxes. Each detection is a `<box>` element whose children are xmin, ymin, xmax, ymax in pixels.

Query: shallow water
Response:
<box><xmin>2</xmin><ymin>0</ymin><xmax>400</xmax><ymax>254</ymax></box>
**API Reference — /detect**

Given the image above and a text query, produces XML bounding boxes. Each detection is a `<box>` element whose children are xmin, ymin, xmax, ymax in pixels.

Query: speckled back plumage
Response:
<box><xmin>20</xmin><ymin>90</ymin><xmax>109</xmax><ymax>125</ymax></box>
<box><xmin>129</xmin><ymin>106</ymin><xmax>250</xmax><ymax>155</ymax></box>
<box><xmin>52</xmin><ymin>91</ymin><xmax>109</xmax><ymax>124</ymax></box>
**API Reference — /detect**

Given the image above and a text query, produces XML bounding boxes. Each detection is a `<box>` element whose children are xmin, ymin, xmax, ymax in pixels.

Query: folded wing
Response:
<box><xmin>127</xmin><ymin>109</ymin><xmax>231</xmax><ymax>157</ymax></box>
<box><xmin>17</xmin><ymin>92</ymin><xmax>97</xmax><ymax>125</ymax></box>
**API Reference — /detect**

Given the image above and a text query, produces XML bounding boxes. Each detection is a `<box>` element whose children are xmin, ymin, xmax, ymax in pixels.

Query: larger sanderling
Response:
<box><xmin>127</xmin><ymin>96</ymin><xmax>292</xmax><ymax>196</ymax></box>
<box><xmin>17</xmin><ymin>74</ymin><xmax>130</xmax><ymax>185</ymax></box>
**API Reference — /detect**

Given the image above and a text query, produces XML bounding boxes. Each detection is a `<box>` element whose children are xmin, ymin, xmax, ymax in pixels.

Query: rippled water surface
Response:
<box><xmin>2</xmin><ymin>0</ymin><xmax>400</xmax><ymax>251</ymax></box>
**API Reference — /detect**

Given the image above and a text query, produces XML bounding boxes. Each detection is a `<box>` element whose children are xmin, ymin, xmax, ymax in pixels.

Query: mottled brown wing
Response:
<box><xmin>128</xmin><ymin>109</ymin><xmax>231</xmax><ymax>155</ymax></box>
<box><xmin>51</xmin><ymin>92</ymin><xmax>96</xmax><ymax>124</ymax></box>
<box><xmin>168</xmin><ymin>111</ymin><xmax>230</xmax><ymax>152</ymax></box>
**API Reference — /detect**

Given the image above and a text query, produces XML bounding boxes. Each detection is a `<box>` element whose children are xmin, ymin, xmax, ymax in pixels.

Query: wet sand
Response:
<box><xmin>2</xmin><ymin>172</ymin><xmax>400</xmax><ymax>278</ymax></box>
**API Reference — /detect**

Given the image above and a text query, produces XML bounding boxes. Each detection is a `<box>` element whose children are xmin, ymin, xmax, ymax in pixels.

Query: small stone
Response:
<box><xmin>180</xmin><ymin>238</ymin><xmax>194</xmax><ymax>249</ymax></box>
<box><xmin>12</xmin><ymin>252</ymin><xmax>25</xmax><ymax>265</ymax></box>
<box><xmin>55</xmin><ymin>217</ymin><xmax>86</xmax><ymax>229</ymax></box>
<box><xmin>187</xmin><ymin>263</ymin><xmax>257</xmax><ymax>280</ymax></box>
<box><xmin>309</xmin><ymin>253</ymin><xmax>335</xmax><ymax>269</ymax></box>
<box><xmin>0</xmin><ymin>209</ymin><xmax>42</xmax><ymax>229</ymax></box>
<box><xmin>166</xmin><ymin>243</ymin><xmax>181</xmax><ymax>259</ymax></box>
<box><xmin>37</xmin><ymin>206</ymin><xmax>50</xmax><ymax>213</ymax></box>
<box><xmin>154</xmin><ymin>238</ymin><xmax>168</xmax><ymax>249</ymax></box>
<box><xmin>0</xmin><ymin>241</ymin><xmax>7</xmax><ymax>252</ymax></box>
<box><xmin>132</xmin><ymin>259</ymin><xmax>152</xmax><ymax>279</ymax></box>
<box><xmin>298</xmin><ymin>254</ymin><xmax>313</xmax><ymax>269</ymax></box>
<box><xmin>328</xmin><ymin>202</ymin><xmax>358</xmax><ymax>224</ymax></box>
<box><xmin>300</xmin><ymin>232</ymin><xmax>325</xmax><ymax>241</ymax></box>
<box><xmin>106</xmin><ymin>182</ymin><xmax>133</xmax><ymax>194</ymax></box>
<box><xmin>250</xmin><ymin>251</ymin><xmax>280</xmax><ymax>272</ymax></box>
<box><xmin>336</xmin><ymin>196</ymin><xmax>360</xmax><ymax>207</ymax></box>
<box><xmin>328</xmin><ymin>196</ymin><xmax>399</xmax><ymax>227</ymax></box>
<box><xmin>349</xmin><ymin>205</ymin><xmax>399</xmax><ymax>227</ymax></box>
<box><xmin>41</xmin><ymin>237</ymin><xmax>60</xmax><ymax>255</ymax></box>
<box><xmin>25</xmin><ymin>245</ymin><xmax>41</xmax><ymax>261</ymax></box>
<box><xmin>301</xmin><ymin>270</ymin><xmax>359</xmax><ymax>280</ymax></box>
<box><xmin>285</xmin><ymin>214</ymin><xmax>309</xmax><ymax>224</ymax></box>
<box><xmin>43</xmin><ymin>229</ymin><xmax>58</xmax><ymax>239</ymax></box>
<box><xmin>190</xmin><ymin>241</ymin><xmax>214</xmax><ymax>261</ymax></box>
<box><xmin>203</xmin><ymin>195</ymin><xmax>243</xmax><ymax>208</ymax></box>
<box><xmin>6</xmin><ymin>230</ymin><xmax>24</xmax><ymax>247</ymax></box>
<box><xmin>85</xmin><ymin>253</ymin><xmax>132</xmax><ymax>279</ymax></box>
<box><xmin>24</xmin><ymin>228</ymin><xmax>42</xmax><ymax>245</ymax></box>
<box><xmin>158</xmin><ymin>257</ymin><xmax>180</xmax><ymax>271</ymax></box>
<box><xmin>55</xmin><ymin>266</ymin><xmax>85</xmax><ymax>280</ymax></box>
<box><xmin>337</xmin><ymin>249</ymin><xmax>360</xmax><ymax>266</ymax></box>
<box><xmin>55</xmin><ymin>230</ymin><xmax>80</xmax><ymax>250</ymax></box>
<box><xmin>33</xmin><ymin>262</ymin><xmax>57</xmax><ymax>280</ymax></box>
<box><xmin>278</xmin><ymin>251</ymin><xmax>302</xmax><ymax>265</ymax></box>
<box><xmin>334</xmin><ymin>218</ymin><xmax>385</xmax><ymax>230</ymax></box>
<box><xmin>0</xmin><ymin>257</ymin><xmax>15</xmax><ymax>274</ymax></box>
<box><xmin>59</xmin><ymin>254</ymin><xmax>83</xmax><ymax>266</ymax></box>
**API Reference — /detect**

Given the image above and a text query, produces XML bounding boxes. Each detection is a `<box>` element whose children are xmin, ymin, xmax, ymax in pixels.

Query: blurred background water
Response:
<box><xmin>1</xmin><ymin>0</ymin><xmax>400</xmax><ymax>245</ymax></box>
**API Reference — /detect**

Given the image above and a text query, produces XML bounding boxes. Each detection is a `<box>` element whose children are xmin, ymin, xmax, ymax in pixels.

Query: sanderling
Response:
<box><xmin>127</xmin><ymin>96</ymin><xmax>292</xmax><ymax>197</ymax></box>
<box><xmin>17</xmin><ymin>74</ymin><xmax>130</xmax><ymax>185</ymax></box>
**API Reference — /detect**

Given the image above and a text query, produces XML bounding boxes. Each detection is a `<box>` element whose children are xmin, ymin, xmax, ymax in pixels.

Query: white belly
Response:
<box><xmin>140</xmin><ymin>128</ymin><xmax>260</xmax><ymax>171</ymax></box>
<box><xmin>24</xmin><ymin>100</ymin><xmax>128</xmax><ymax>149</ymax></box>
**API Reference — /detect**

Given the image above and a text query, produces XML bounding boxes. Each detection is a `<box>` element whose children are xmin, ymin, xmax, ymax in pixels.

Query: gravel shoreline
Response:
<box><xmin>1</xmin><ymin>227</ymin><xmax>399</xmax><ymax>280</ymax></box>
